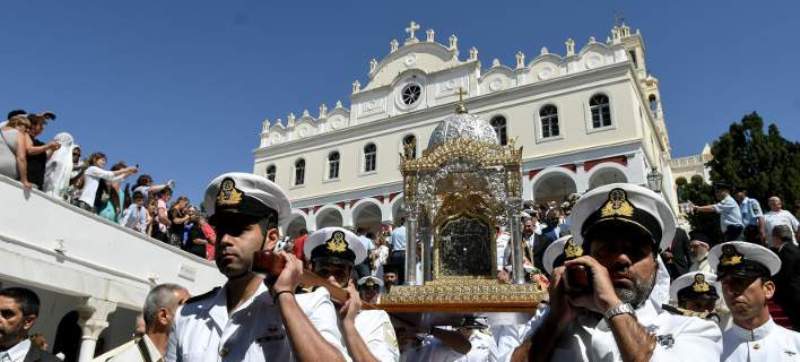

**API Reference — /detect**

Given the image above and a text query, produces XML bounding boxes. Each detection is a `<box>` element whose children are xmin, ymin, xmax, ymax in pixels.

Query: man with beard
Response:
<box><xmin>710</xmin><ymin>241</ymin><xmax>800</xmax><ymax>360</ymax></box>
<box><xmin>382</xmin><ymin>265</ymin><xmax>399</xmax><ymax>294</ymax></box>
<box><xmin>509</xmin><ymin>183</ymin><xmax>722</xmax><ymax>361</ymax></box>
<box><xmin>305</xmin><ymin>227</ymin><xmax>399</xmax><ymax>362</ymax></box>
<box><xmin>166</xmin><ymin>173</ymin><xmax>348</xmax><ymax>361</ymax></box>
<box><xmin>689</xmin><ymin>231</ymin><xmax>713</xmax><ymax>274</ymax></box>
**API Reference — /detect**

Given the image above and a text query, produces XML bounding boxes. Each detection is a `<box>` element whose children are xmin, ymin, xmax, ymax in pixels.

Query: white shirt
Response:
<box><xmin>714</xmin><ymin>195</ymin><xmax>744</xmax><ymax>230</ymax></box>
<box><xmin>166</xmin><ymin>284</ymin><xmax>349</xmax><ymax>362</ymax></box>
<box><xmin>416</xmin><ymin>330</ymin><xmax>498</xmax><ymax>362</ymax></box>
<box><xmin>353</xmin><ymin>310</ymin><xmax>400</xmax><ymax>362</ymax></box>
<box><xmin>765</xmin><ymin>210</ymin><xmax>799</xmax><ymax>245</ymax></box>
<box><xmin>0</xmin><ymin>339</ymin><xmax>30</xmax><ymax>362</ymax></box>
<box><xmin>120</xmin><ymin>204</ymin><xmax>149</xmax><ymax>233</ymax></box>
<box><xmin>78</xmin><ymin>165</ymin><xmax>125</xmax><ymax>207</ymax></box>
<box><xmin>96</xmin><ymin>335</ymin><xmax>162</xmax><ymax>362</ymax></box>
<box><xmin>722</xmin><ymin>318</ymin><xmax>800</xmax><ymax>361</ymax></box>
<box><xmin>496</xmin><ymin>233</ymin><xmax>510</xmax><ymax>271</ymax></box>
<box><xmin>509</xmin><ymin>299</ymin><xmax>722</xmax><ymax>361</ymax></box>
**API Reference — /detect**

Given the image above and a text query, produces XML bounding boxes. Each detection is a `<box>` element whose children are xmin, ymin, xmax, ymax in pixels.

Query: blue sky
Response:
<box><xmin>2</xmin><ymin>1</ymin><xmax>798</xmax><ymax>202</ymax></box>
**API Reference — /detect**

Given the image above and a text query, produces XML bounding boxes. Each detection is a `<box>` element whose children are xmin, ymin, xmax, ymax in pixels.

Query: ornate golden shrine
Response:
<box><xmin>381</xmin><ymin>95</ymin><xmax>546</xmax><ymax>310</ymax></box>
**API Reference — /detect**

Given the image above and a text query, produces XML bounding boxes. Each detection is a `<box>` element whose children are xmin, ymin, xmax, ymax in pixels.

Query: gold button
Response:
<box><xmin>220</xmin><ymin>347</ymin><xmax>229</xmax><ymax>357</ymax></box>
<box><xmin>753</xmin><ymin>343</ymin><xmax>760</xmax><ymax>350</ymax></box>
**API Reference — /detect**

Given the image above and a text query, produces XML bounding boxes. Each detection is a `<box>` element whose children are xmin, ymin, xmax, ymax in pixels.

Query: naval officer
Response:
<box><xmin>664</xmin><ymin>271</ymin><xmax>723</xmax><ymax>325</ymax></box>
<box><xmin>709</xmin><ymin>241</ymin><xmax>800</xmax><ymax>361</ymax></box>
<box><xmin>305</xmin><ymin>227</ymin><xmax>400</xmax><ymax>362</ymax></box>
<box><xmin>509</xmin><ymin>183</ymin><xmax>722</xmax><ymax>361</ymax></box>
<box><xmin>166</xmin><ymin>173</ymin><xmax>348</xmax><ymax>361</ymax></box>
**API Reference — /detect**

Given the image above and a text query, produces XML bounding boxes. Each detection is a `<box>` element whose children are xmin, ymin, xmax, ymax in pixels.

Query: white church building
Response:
<box><xmin>253</xmin><ymin>21</ymin><xmax>679</xmax><ymax>237</ymax></box>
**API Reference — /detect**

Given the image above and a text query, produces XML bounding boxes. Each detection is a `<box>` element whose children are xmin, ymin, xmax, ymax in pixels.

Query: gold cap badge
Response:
<box><xmin>326</xmin><ymin>231</ymin><xmax>348</xmax><ymax>254</ymax></box>
<box><xmin>564</xmin><ymin>238</ymin><xmax>583</xmax><ymax>259</ymax></box>
<box><xmin>692</xmin><ymin>273</ymin><xmax>711</xmax><ymax>293</ymax></box>
<box><xmin>720</xmin><ymin>245</ymin><xmax>743</xmax><ymax>266</ymax></box>
<box><xmin>216</xmin><ymin>178</ymin><xmax>243</xmax><ymax>206</ymax></box>
<box><xmin>600</xmin><ymin>188</ymin><xmax>635</xmax><ymax>218</ymax></box>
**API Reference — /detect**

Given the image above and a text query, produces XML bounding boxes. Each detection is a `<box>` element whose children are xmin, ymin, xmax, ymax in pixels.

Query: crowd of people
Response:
<box><xmin>0</xmin><ymin>109</ymin><xmax>215</xmax><ymax>261</ymax></box>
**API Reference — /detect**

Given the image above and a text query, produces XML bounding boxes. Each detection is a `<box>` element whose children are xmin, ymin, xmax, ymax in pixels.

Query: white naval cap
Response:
<box><xmin>669</xmin><ymin>271</ymin><xmax>719</xmax><ymax>303</ymax></box>
<box><xmin>542</xmin><ymin>235</ymin><xmax>573</xmax><ymax>276</ymax></box>
<box><xmin>357</xmin><ymin>275</ymin><xmax>384</xmax><ymax>288</ymax></box>
<box><xmin>203</xmin><ymin>172</ymin><xmax>292</xmax><ymax>225</ymax></box>
<box><xmin>304</xmin><ymin>227</ymin><xmax>367</xmax><ymax>266</ymax></box>
<box><xmin>570</xmin><ymin>183</ymin><xmax>676</xmax><ymax>251</ymax></box>
<box><xmin>709</xmin><ymin>241</ymin><xmax>782</xmax><ymax>277</ymax></box>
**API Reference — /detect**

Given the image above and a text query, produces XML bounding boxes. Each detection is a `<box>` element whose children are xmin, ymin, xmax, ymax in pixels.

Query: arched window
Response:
<box><xmin>648</xmin><ymin>94</ymin><xmax>658</xmax><ymax>113</ymax></box>
<box><xmin>266</xmin><ymin>165</ymin><xmax>276</xmax><ymax>182</ymax></box>
<box><xmin>294</xmin><ymin>159</ymin><xmax>305</xmax><ymax>185</ymax></box>
<box><xmin>490</xmin><ymin>116</ymin><xmax>508</xmax><ymax>145</ymax></box>
<box><xmin>539</xmin><ymin>105</ymin><xmax>559</xmax><ymax>138</ymax></box>
<box><xmin>590</xmin><ymin>94</ymin><xmax>612</xmax><ymax>128</ymax></box>
<box><xmin>402</xmin><ymin>135</ymin><xmax>417</xmax><ymax>159</ymax></box>
<box><xmin>364</xmin><ymin>143</ymin><xmax>377</xmax><ymax>172</ymax></box>
<box><xmin>328</xmin><ymin>152</ymin><xmax>340</xmax><ymax>180</ymax></box>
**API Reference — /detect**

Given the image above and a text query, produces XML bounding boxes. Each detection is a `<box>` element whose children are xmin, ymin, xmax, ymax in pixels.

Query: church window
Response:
<box><xmin>490</xmin><ymin>116</ymin><xmax>508</xmax><ymax>145</ymax></box>
<box><xmin>648</xmin><ymin>94</ymin><xmax>658</xmax><ymax>113</ymax></box>
<box><xmin>364</xmin><ymin>143</ymin><xmax>377</xmax><ymax>172</ymax></box>
<box><xmin>540</xmin><ymin>105</ymin><xmax>560</xmax><ymax>138</ymax></box>
<box><xmin>327</xmin><ymin>152</ymin><xmax>340</xmax><ymax>180</ymax></box>
<box><xmin>401</xmin><ymin>83</ymin><xmax>422</xmax><ymax>105</ymax></box>
<box><xmin>294</xmin><ymin>159</ymin><xmax>305</xmax><ymax>185</ymax></box>
<box><xmin>266</xmin><ymin>165</ymin><xmax>276</xmax><ymax>182</ymax></box>
<box><xmin>403</xmin><ymin>135</ymin><xmax>417</xmax><ymax>159</ymax></box>
<box><xmin>590</xmin><ymin>94</ymin><xmax>612</xmax><ymax>128</ymax></box>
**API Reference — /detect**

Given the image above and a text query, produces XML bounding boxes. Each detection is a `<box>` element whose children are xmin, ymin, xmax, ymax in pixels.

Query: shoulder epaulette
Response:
<box><xmin>185</xmin><ymin>287</ymin><xmax>220</xmax><ymax>305</ymax></box>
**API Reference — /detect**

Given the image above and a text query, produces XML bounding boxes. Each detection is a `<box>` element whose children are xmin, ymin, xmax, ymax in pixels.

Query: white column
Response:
<box><xmin>307</xmin><ymin>209</ymin><xmax>317</xmax><ymax>232</ymax></box>
<box><xmin>77</xmin><ymin>297</ymin><xmax>117</xmax><ymax>362</ymax></box>
<box><xmin>575</xmin><ymin>162</ymin><xmax>589</xmax><ymax>193</ymax></box>
<box><xmin>626</xmin><ymin>151</ymin><xmax>647</xmax><ymax>186</ymax></box>
<box><xmin>343</xmin><ymin>203</ymin><xmax>353</xmax><ymax>228</ymax></box>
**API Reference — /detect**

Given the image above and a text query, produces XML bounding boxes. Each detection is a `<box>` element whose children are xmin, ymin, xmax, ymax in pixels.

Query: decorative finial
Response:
<box><xmin>426</xmin><ymin>28</ymin><xmax>435</xmax><ymax>42</ymax></box>
<box><xmin>287</xmin><ymin>113</ymin><xmax>296</xmax><ymax>127</ymax></box>
<box><xmin>588</xmin><ymin>36</ymin><xmax>596</xmax><ymax>43</ymax></box>
<box><xmin>262</xmin><ymin>118</ymin><xmax>270</xmax><ymax>131</ymax></box>
<box><xmin>540</xmin><ymin>46</ymin><xmax>549</xmax><ymax>55</ymax></box>
<box><xmin>455</xmin><ymin>87</ymin><xmax>468</xmax><ymax>114</ymax></box>
<box><xmin>565</xmin><ymin>38</ymin><xmax>575</xmax><ymax>56</ymax></box>
<box><xmin>319</xmin><ymin>103</ymin><xmax>328</xmax><ymax>117</ymax></box>
<box><xmin>405</xmin><ymin>21</ymin><xmax>420</xmax><ymax>44</ymax></box>
<box><xmin>302</xmin><ymin>109</ymin><xmax>310</xmax><ymax>118</ymax></box>
<box><xmin>469</xmin><ymin>47</ymin><xmax>478</xmax><ymax>61</ymax></box>
<box><xmin>390</xmin><ymin>39</ymin><xmax>399</xmax><ymax>53</ymax></box>
<box><xmin>352</xmin><ymin>80</ymin><xmax>361</xmax><ymax>94</ymax></box>
<box><xmin>335</xmin><ymin>100</ymin><xmax>343</xmax><ymax>108</ymax></box>
<box><xmin>369</xmin><ymin>58</ymin><xmax>378</xmax><ymax>73</ymax></box>
<box><xmin>515</xmin><ymin>51</ymin><xmax>525</xmax><ymax>69</ymax></box>
<box><xmin>449</xmin><ymin>34</ymin><xmax>458</xmax><ymax>50</ymax></box>
<box><xmin>492</xmin><ymin>58</ymin><xmax>501</xmax><ymax>68</ymax></box>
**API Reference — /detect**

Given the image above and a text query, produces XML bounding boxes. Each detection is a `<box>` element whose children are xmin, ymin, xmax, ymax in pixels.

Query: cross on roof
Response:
<box><xmin>456</xmin><ymin>87</ymin><xmax>466</xmax><ymax>102</ymax></box>
<box><xmin>405</xmin><ymin>21</ymin><xmax>420</xmax><ymax>40</ymax></box>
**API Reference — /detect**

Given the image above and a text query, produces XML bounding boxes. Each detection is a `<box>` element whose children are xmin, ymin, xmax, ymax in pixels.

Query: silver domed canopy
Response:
<box><xmin>427</xmin><ymin>109</ymin><xmax>498</xmax><ymax>150</ymax></box>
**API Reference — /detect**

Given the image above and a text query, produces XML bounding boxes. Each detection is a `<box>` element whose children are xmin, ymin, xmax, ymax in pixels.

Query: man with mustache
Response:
<box><xmin>709</xmin><ymin>241</ymin><xmax>800</xmax><ymax>361</ymax></box>
<box><xmin>304</xmin><ymin>227</ymin><xmax>399</xmax><ymax>362</ymax></box>
<box><xmin>509</xmin><ymin>183</ymin><xmax>722</xmax><ymax>361</ymax></box>
<box><xmin>166</xmin><ymin>173</ymin><xmax>348</xmax><ymax>361</ymax></box>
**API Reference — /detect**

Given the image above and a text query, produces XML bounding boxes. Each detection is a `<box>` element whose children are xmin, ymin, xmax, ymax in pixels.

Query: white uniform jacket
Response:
<box><xmin>511</xmin><ymin>299</ymin><xmax>722</xmax><ymax>362</ymax></box>
<box><xmin>722</xmin><ymin>318</ymin><xmax>800</xmax><ymax>361</ymax></box>
<box><xmin>415</xmin><ymin>330</ymin><xmax>498</xmax><ymax>362</ymax></box>
<box><xmin>353</xmin><ymin>310</ymin><xmax>400</xmax><ymax>362</ymax></box>
<box><xmin>165</xmin><ymin>284</ymin><xmax>349</xmax><ymax>362</ymax></box>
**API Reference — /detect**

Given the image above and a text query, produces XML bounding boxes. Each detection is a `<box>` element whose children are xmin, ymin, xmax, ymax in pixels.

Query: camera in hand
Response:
<box><xmin>564</xmin><ymin>264</ymin><xmax>593</xmax><ymax>295</ymax></box>
<box><xmin>252</xmin><ymin>250</ymin><xmax>285</xmax><ymax>278</ymax></box>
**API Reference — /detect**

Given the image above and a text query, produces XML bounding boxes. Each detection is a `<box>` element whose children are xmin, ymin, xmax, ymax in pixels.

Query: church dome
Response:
<box><xmin>427</xmin><ymin>106</ymin><xmax>498</xmax><ymax>150</ymax></box>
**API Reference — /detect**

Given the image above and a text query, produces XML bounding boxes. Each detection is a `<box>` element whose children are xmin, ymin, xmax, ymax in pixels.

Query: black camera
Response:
<box><xmin>564</xmin><ymin>264</ymin><xmax>593</xmax><ymax>296</ymax></box>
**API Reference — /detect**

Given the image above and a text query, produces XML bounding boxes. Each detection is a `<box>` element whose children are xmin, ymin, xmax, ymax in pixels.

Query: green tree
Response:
<box><xmin>707</xmin><ymin>112</ymin><xmax>800</xmax><ymax>211</ymax></box>
<box><xmin>677</xmin><ymin>175</ymin><xmax>723</xmax><ymax>244</ymax></box>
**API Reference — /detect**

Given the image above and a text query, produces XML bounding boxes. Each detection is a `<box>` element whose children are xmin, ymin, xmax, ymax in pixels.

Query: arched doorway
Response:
<box><xmin>316</xmin><ymin>207</ymin><xmax>343</xmax><ymax>229</ymax></box>
<box><xmin>53</xmin><ymin>311</ymin><xmax>81</xmax><ymax>362</ymax></box>
<box><xmin>533</xmin><ymin>171</ymin><xmax>577</xmax><ymax>204</ymax></box>
<box><xmin>285</xmin><ymin>214</ymin><xmax>308</xmax><ymax>239</ymax></box>
<box><xmin>352</xmin><ymin>201</ymin><xmax>383</xmax><ymax>233</ymax></box>
<box><xmin>588</xmin><ymin>166</ymin><xmax>628</xmax><ymax>190</ymax></box>
<box><xmin>391</xmin><ymin>197</ymin><xmax>405</xmax><ymax>225</ymax></box>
